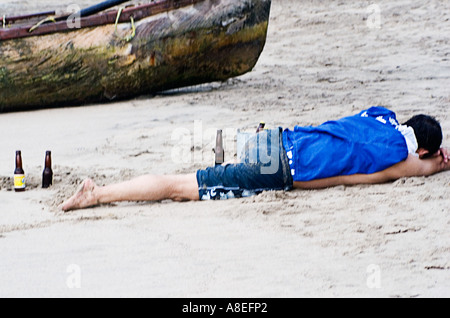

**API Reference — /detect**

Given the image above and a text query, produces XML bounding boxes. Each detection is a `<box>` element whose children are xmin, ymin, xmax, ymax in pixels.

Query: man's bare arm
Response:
<box><xmin>294</xmin><ymin>149</ymin><xmax>450</xmax><ymax>190</ymax></box>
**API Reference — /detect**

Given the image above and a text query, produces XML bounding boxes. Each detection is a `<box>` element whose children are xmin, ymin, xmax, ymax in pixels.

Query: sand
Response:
<box><xmin>0</xmin><ymin>0</ymin><xmax>449</xmax><ymax>298</ymax></box>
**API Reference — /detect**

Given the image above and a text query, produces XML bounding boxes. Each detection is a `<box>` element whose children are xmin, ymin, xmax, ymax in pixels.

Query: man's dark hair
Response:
<box><xmin>403</xmin><ymin>114</ymin><xmax>442</xmax><ymax>156</ymax></box>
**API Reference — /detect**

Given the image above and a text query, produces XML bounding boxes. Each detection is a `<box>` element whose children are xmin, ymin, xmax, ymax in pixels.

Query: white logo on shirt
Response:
<box><xmin>287</xmin><ymin>151</ymin><xmax>293</xmax><ymax>159</ymax></box>
<box><xmin>376</xmin><ymin>116</ymin><xmax>387</xmax><ymax>124</ymax></box>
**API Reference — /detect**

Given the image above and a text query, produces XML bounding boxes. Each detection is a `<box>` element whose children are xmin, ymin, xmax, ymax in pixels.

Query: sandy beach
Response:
<box><xmin>0</xmin><ymin>0</ymin><xmax>449</xmax><ymax>298</ymax></box>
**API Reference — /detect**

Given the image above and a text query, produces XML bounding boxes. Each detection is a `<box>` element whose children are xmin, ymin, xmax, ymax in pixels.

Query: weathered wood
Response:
<box><xmin>0</xmin><ymin>0</ymin><xmax>271</xmax><ymax>112</ymax></box>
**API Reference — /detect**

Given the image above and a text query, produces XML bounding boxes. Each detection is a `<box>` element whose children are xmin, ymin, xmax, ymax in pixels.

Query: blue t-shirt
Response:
<box><xmin>282</xmin><ymin>107</ymin><xmax>409</xmax><ymax>182</ymax></box>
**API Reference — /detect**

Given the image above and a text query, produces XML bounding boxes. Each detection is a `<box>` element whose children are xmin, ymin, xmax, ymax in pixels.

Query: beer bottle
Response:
<box><xmin>215</xmin><ymin>129</ymin><xmax>224</xmax><ymax>166</ymax></box>
<box><xmin>14</xmin><ymin>150</ymin><xmax>26</xmax><ymax>192</ymax></box>
<box><xmin>42</xmin><ymin>151</ymin><xmax>53</xmax><ymax>188</ymax></box>
<box><xmin>256</xmin><ymin>121</ymin><xmax>266</xmax><ymax>133</ymax></box>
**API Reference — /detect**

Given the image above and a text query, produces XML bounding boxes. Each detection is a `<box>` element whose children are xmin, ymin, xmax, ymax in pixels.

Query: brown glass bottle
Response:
<box><xmin>256</xmin><ymin>121</ymin><xmax>266</xmax><ymax>133</ymax></box>
<box><xmin>14</xmin><ymin>150</ymin><xmax>26</xmax><ymax>192</ymax></box>
<box><xmin>42</xmin><ymin>151</ymin><xmax>53</xmax><ymax>188</ymax></box>
<box><xmin>215</xmin><ymin>129</ymin><xmax>224</xmax><ymax>166</ymax></box>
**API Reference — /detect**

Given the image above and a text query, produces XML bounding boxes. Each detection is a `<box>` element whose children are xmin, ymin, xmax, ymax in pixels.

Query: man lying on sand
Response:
<box><xmin>61</xmin><ymin>106</ymin><xmax>449</xmax><ymax>211</ymax></box>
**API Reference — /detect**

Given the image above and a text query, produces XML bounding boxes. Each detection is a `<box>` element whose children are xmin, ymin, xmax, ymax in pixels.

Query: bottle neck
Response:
<box><xmin>216</xmin><ymin>130</ymin><xmax>223</xmax><ymax>144</ymax></box>
<box><xmin>15</xmin><ymin>153</ymin><xmax>23</xmax><ymax>169</ymax></box>
<box><xmin>45</xmin><ymin>152</ymin><xmax>52</xmax><ymax>168</ymax></box>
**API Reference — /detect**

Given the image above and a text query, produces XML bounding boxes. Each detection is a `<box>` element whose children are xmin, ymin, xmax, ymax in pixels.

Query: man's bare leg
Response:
<box><xmin>60</xmin><ymin>173</ymin><xmax>199</xmax><ymax>212</ymax></box>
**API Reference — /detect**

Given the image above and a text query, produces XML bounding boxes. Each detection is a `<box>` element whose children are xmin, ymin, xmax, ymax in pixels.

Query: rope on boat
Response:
<box><xmin>125</xmin><ymin>17</ymin><xmax>136</xmax><ymax>42</ymax></box>
<box><xmin>114</xmin><ymin>7</ymin><xmax>125</xmax><ymax>32</ymax></box>
<box><xmin>29</xmin><ymin>16</ymin><xmax>56</xmax><ymax>33</ymax></box>
<box><xmin>114</xmin><ymin>7</ymin><xmax>136</xmax><ymax>42</ymax></box>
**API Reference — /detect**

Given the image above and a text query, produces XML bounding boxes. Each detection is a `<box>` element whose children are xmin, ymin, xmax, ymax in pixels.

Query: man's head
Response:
<box><xmin>403</xmin><ymin>114</ymin><xmax>443</xmax><ymax>158</ymax></box>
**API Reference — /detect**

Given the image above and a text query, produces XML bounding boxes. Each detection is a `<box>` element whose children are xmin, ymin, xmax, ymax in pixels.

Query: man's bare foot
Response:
<box><xmin>60</xmin><ymin>179</ymin><xmax>99</xmax><ymax>212</ymax></box>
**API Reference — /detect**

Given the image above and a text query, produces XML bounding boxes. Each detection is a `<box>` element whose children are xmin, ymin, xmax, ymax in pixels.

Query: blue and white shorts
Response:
<box><xmin>196</xmin><ymin>128</ymin><xmax>293</xmax><ymax>200</ymax></box>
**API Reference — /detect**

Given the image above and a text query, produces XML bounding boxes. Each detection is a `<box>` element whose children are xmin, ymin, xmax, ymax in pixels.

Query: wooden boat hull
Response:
<box><xmin>0</xmin><ymin>0</ymin><xmax>271</xmax><ymax>112</ymax></box>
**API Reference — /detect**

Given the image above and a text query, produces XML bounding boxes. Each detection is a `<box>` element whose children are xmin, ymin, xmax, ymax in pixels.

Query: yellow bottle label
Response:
<box><xmin>14</xmin><ymin>174</ymin><xmax>26</xmax><ymax>189</ymax></box>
